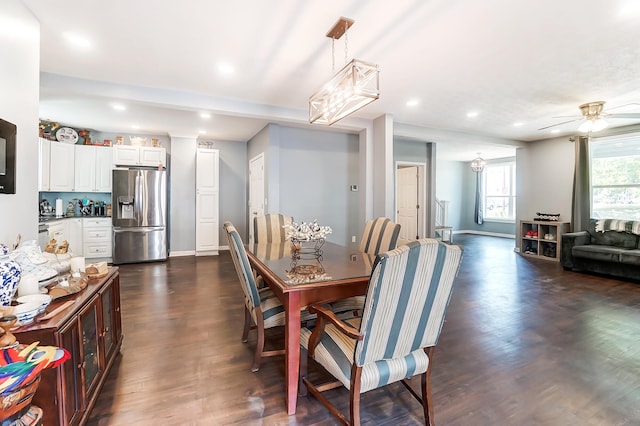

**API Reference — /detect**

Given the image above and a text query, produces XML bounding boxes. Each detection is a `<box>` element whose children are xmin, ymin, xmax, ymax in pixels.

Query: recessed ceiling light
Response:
<box><xmin>198</xmin><ymin>130</ymin><xmax>206</xmax><ymax>134</ymax></box>
<box><xmin>550</xmin><ymin>129</ymin><xmax>560</xmax><ymax>134</ymax></box>
<box><xmin>131</xmin><ymin>125</ymin><xmax>140</xmax><ymax>130</ymax></box>
<box><xmin>218</xmin><ymin>62</ymin><xmax>235</xmax><ymax>75</ymax></box>
<box><xmin>112</xmin><ymin>104</ymin><xmax>126</xmax><ymax>111</ymax></box>
<box><xmin>406</xmin><ymin>99</ymin><xmax>420</xmax><ymax>107</ymax></box>
<box><xmin>466</xmin><ymin>111</ymin><xmax>479</xmax><ymax>118</ymax></box>
<box><xmin>200</xmin><ymin>112</ymin><xmax>211</xmax><ymax>119</ymax></box>
<box><xmin>619</xmin><ymin>1</ymin><xmax>640</xmax><ymax>16</ymax></box>
<box><xmin>63</xmin><ymin>32</ymin><xmax>91</xmax><ymax>48</ymax></box>
<box><xmin>513</xmin><ymin>122</ymin><xmax>524</xmax><ymax>127</ymax></box>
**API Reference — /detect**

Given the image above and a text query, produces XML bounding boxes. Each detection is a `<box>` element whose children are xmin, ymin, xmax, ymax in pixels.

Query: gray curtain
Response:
<box><xmin>571</xmin><ymin>136</ymin><xmax>590</xmax><ymax>232</ymax></box>
<box><xmin>474</xmin><ymin>171</ymin><xmax>483</xmax><ymax>225</ymax></box>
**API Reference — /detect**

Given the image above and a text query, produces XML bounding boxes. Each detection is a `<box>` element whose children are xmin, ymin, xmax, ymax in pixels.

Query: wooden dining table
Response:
<box><xmin>245</xmin><ymin>241</ymin><xmax>373</xmax><ymax>415</ymax></box>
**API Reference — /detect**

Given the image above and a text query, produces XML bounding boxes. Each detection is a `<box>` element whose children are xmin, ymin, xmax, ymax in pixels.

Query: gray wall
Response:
<box><xmin>169</xmin><ymin>138</ymin><xmax>247</xmax><ymax>254</ymax></box>
<box><xmin>0</xmin><ymin>2</ymin><xmax>40</xmax><ymax>245</ymax></box>
<box><xmin>248</xmin><ymin>124</ymin><xmax>360</xmax><ymax>249</ymax></box>
<box><xmin>278</xmin><ymin>126</ymin><xmax>359</xmax><ymax>248</ymax></box>
<box><xmin>169</xmin><ymin>136</ymin><xmax>197</xmax><ymax>253</ymax></box>
<box><xmin>460</xmin><ymin>158</ymin><xmax>516</xmax><ymax>236</ymax></box>
<box><xmin>393</xmin><ymin>138</ymin><xmax>436</xmax><ymax>236</ymax></box>
<box><xmin>515</xmin><ymin>137</ymin><xmax>574</xmax><ymax>249</ymax></box>
<box><xmin>214</xmin><ymin>140</ymin><xmax>247</xmax><ymax>243</ymax></box>
<box><xmin>435</xmin><ymin>160</ymin><xmax>465</xmax><ymax>232</ymax></box>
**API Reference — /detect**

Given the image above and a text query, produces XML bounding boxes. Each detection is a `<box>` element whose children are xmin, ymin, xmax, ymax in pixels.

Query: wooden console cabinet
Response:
<box><xmin>14</xmin><ymin>268</ymin><xmax>122</xmax><ymax>426</ymax></box>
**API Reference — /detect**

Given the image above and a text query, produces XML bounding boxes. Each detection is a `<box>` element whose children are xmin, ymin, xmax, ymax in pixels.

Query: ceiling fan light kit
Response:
<box><xmin>309</xmin><ymin>17</ymin><xmax>380</xmax><ymax>126</ymax></box>
<box><xmin>541</xmin><ymin>100</ymin><xmax>640</xmax><ymax>134</ymax></box>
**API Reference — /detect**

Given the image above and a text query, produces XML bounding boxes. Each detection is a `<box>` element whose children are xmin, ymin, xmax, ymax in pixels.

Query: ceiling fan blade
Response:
<box><xmin>538</xmin><ymin>118</ymin><xmax>582</xmax><ymax>131</ymax></box>
<box><xmin>605</xmin><ymin>113</ymin><xmax>640</xmax><ymax>119</ymax></box>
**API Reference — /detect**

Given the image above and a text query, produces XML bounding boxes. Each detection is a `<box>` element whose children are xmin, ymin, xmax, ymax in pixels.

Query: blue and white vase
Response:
<box><xmin>0</xmin><ymin>256</ymin><xmax>21</xmax><ymax>306</ymax></box>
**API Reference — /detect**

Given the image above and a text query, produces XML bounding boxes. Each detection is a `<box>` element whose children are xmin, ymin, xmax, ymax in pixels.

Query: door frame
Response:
<box><xmin>395</xmin><ymin>161</ymin><xmax>426</xmax><ymax>241</ymax></box>
<box><xmin>248</xmin><ymin>153</ymin><xmax>265</xmax><ymax>244</ymax></box>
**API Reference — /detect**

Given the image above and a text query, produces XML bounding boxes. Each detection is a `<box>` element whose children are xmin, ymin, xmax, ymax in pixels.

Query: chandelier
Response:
<box><xmin>309</xmin><ymin>17</ymin><xmax>380</xmax><ymax>126</ymax></box>
<box><xmin>470</xmin><ymin>154</ymin><xmax>486</xmax><ymax>172</ymax></box>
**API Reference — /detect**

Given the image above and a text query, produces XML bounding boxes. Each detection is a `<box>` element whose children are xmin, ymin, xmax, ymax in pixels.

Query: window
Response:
<box><xmin>483</xmin><ymin>161</ymin><xmax>516</xmax><ymax>221</ymax></box>
<box><xmin>590</xmin><ymin>134</ymin><xmax>640</xmax><ymax>220</ymax></box>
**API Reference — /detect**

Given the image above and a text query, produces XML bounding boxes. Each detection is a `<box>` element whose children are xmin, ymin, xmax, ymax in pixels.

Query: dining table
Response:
<box><xmin>245</xmin><ymin>240</ymin><xmax>374</xmax><ymax>415</ymax></box>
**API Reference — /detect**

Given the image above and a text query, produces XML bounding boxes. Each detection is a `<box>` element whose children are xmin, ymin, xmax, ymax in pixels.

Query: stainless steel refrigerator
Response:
<box><xmin>112</xmin><ymin>168</ymin><xmax>167</xmax><ymax>264</ymax></box>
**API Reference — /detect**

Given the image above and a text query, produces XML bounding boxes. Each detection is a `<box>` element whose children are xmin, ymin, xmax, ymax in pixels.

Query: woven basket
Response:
<box><xmin>0</xmin><ymin>375</ymin><xmax>41</xmax><ymax>423</ymax></box>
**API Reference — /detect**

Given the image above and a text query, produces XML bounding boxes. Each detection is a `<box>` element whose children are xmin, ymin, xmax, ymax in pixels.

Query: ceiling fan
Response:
<box><xmin>539</xmin><ymin>101</ymin><xmax>640</xmax><ymax>133</ymax></box>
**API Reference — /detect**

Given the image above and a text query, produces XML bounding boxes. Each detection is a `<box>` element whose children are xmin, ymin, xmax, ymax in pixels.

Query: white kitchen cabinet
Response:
<box><xmin>74</xmin><ymin>145</ymin><xmax>112</xmax><ymax>192</ymax></box>
<box><xmin>47</xmin><ymin>220</ymin><xmax>65</xmax><ymax>243</ymax></box>
<box><xmin>83</xmin><ymin>217</ymin><xmax>112</xmax><ymax>259</ymax></box>
<box><xmin>113</xmin><ymin>145</ymin><xmax>166</xmax><ymax>168</ymax></box>
<box><xmin>49</xmin><ymin>142</ymin><xmax>75</xmax><ymax>191</ymax></box>
<box><xmin>38</xmin><ymin>138</ymin><xmax>51</xmax><ymax>191</ymax></box>
<box><xmin>195</xmin><ymin>148</ymin><xmax>219</xmax><ymax>255</ymax></box>
<box><xmin>66</xmin><ymin>218</ymin><xmax>83</xmax><ymax>256</ymax></box>
<box><xmin>44</xmin><ymin>218</ymin><xmax>83</xmax><ymax>255</ymax></box>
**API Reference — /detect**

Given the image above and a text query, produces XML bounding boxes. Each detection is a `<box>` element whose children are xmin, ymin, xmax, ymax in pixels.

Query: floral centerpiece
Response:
<box><xmin>283</xmin><ymin>220</ymin><xmax>332</xmax><ymax>258</ymax></box>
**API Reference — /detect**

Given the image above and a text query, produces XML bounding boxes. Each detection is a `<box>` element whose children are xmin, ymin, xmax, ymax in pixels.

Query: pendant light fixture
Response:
<box><xmin>470</xmin><ymin>153</ymin><xmax>486</xmax><ymax>173</ymax></box>
<box><xmin>309</xmin><ymin>17</ymin><xmax>380</xmax><ymax>126</ymax></box>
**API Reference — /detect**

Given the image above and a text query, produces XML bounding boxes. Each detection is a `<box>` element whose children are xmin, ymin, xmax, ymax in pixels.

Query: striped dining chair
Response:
<box><xmin>359</xmin><ymin>216</ymin><xmax>401</xmax><ymax>255</ymax></box>
<box><xmin>331</xmin><ymin>217</ymin><xmax>401</xmax><ymax>316</ymax></box>
<box><xmin>253</xmin><ymin>213</ymin><xmax>293</xmax><ymax>243</ymax></box>
<box><xmin>224</xmin><ymin>221</ymin><xmax>313</xmax><ymax>372</ymax></box>
<box><xmin>300</xmin><ymin>238</ymin><xmax>463</xmax><ymax>426</ymax></box>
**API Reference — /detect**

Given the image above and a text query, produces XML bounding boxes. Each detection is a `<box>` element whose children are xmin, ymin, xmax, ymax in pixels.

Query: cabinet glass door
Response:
<box><xmin>101</xmin><ymin>283</ymin><xmax>115</xmax><ymax>361</ymax></box>
<box><xmin>59</xmin><ymin>319</ymin><xmax>83</xmax><ymax>425</ymax></box>
<box><xmin>80</xmin><ymin>300</ymin><xmax>102</xmax><ymax>398</ymax></box>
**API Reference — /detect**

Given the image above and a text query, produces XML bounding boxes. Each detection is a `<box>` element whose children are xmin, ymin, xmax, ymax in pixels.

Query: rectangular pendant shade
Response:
<box><xmin>309</xmin><ymin>59</ymin><xmax>380</xmax><ymax>125</ymax></box>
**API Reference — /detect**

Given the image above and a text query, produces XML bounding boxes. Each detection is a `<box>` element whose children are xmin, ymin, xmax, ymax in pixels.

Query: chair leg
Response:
<box><xmin>242</xmin><ymin>305</ymin><xmax>251</xmax><ymax>343</ymax></box>
<box><xmin>299</xmin><ymin>347</ymin><xmax>308</xmax><ymax>397</ymax></box>
<box><xmin>251</xmin><ymin>313</ymin><xmax>266</xmax><ymax>372</ymax></box>
<box><xmin>422</xmin><ymin>347</ymin><xmax>435</xmax><ymax>426</ymax></box>
<box><xmin>350</xmin><ymin>365</ymin><xmax>363</xmax><ymax>426</ymax></box>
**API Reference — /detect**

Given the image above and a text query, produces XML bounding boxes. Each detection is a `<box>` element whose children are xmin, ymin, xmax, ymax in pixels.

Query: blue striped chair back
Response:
<box><xmin>359</xmin><ymin>217</ymin><xmax>401</xmax><ymax>255</ymax></box>
<box><xmin>355</xmin><ymin>238</ymin><xmax>462</xmax><ymax>367</ymax></box>
<box><xmin>224</xmin><ymin>221</ymin><xmax>260</xmax><ymax>310</ymax></box>
<box><xmin>254</xmin><ymin>214</ymin><xmax>293</xmax><ymax>243</ymax></box>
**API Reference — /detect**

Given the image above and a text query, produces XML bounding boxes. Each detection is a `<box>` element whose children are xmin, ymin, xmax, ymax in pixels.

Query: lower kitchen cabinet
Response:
<box><xmin>14</xmin><ymin>268</ymin><xmax>122</xmax><ymax>426</ymax></box>
<box><xmin>83</xmin><ymin>217</ymin><xmax>112</xmax><ymax>259</ymax></box>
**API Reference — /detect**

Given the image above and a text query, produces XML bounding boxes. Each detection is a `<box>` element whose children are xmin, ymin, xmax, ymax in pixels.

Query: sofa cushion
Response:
<box><xmin>572</xmin><ymin>245</ymin><xmax>626</xmax><ymax>263</ymax></box>
<box><xmin>618</xmin><ymin>249</ymin><xmax>640</xmax><ymax>266</ymax></box>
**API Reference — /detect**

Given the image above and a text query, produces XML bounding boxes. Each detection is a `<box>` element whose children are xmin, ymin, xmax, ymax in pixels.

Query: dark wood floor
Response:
<box><xmin>86</xmin><ymin>235</ymin><xmax>640</xmax><ymax>425</ymax></box>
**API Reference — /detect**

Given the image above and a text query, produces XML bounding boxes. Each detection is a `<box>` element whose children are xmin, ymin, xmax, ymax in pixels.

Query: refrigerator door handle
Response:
<box><xmin>114</xmin><ymin>227</ymin><xmax>163</xmax><ymax>233</ymax></box>
<box><xmin>134</xmin><ymin>172</ymin><xmax>143</xmax><ymax>224</ymax></box>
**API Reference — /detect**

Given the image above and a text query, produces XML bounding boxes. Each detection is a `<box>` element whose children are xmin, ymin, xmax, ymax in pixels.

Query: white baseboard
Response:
<box><xmin>453</xmin><ymin>230</ymin><xmax>515</xmax><ymax>239</ymax></box>
<box><xmin>195</xmin><ymin>250</ymin><xmax>219</xmax><ymax>256</ymax></box>
<box><xmin>169</xmin><ymin>246</ymin><xmax>229</xmax><ymax>257</ymax></box>
<box><xmin>169</xmin><ymin>250</ymin><xmax>196</xmax><ymax>257</ymax></box>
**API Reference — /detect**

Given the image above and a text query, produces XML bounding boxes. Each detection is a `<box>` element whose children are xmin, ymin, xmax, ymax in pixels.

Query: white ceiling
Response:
<box><xmin>21</xmin><ymin>0</ymin><xmax>640</xmax><ymax>161</ymax></box>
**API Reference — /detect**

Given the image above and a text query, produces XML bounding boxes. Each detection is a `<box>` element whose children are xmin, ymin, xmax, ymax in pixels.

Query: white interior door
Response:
<box><xmin>248</xmin><ymin>153</ymin><xmax>265</xmax><ymax>244</ymax></box>
<box><xmin>396</xmin><ymin>163</ymin><xmax>426</xmax><ymax>246</ymax></box>
<box><xmin>196</xmin><ymin>148</ymin><xmax>219</xmax><ymax>254</ymax></box>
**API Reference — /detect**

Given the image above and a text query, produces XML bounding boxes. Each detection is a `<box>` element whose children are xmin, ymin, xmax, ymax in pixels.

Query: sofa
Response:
<box><xmin>561</xmin><ymin>219</ymin><xmax>640</xmax><ymax>281</ymax></box>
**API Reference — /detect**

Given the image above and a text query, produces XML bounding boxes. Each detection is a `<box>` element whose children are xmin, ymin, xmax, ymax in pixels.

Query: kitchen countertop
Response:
<box><xmin>39</xmin><ymin>215</ymin><xmax>112</xmax><ymax>223</ymax></box>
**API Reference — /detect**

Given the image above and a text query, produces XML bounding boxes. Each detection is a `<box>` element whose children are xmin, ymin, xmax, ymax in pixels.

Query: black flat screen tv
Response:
<box><xmin>0</xmin><ymin>119</ymin><xmax>16</xmax><ymax>194</ymax></box>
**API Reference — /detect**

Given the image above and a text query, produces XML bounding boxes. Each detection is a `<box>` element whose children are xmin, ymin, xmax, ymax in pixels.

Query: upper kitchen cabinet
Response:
<box><xmin>75</xmin><ymin>145</ymin><xmax>112</xmax><ymax>192</ymax></box>
<box><xmin>48</xmin><ymin>139</ymin><xmax>75</xmax><ymax>191</ymax></box>
<box><xmin>113</xmin><ymin>145</ymin><xmax>166</xmax><ymax>168</ymax></box>
<box><xmin>38</xmin><ymin>138</ymin><xmax>51</xmax><ymax>191</ymax></box>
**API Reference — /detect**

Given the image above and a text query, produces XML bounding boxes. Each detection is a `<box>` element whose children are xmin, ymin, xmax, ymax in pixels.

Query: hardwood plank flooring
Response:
<box><xmin>86</xmin><ymin>235</ymin><xmax>640</xmax><ymax>425</ymax></box>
